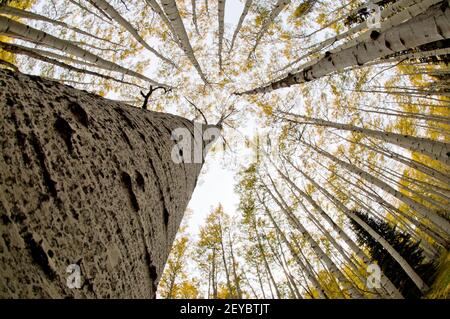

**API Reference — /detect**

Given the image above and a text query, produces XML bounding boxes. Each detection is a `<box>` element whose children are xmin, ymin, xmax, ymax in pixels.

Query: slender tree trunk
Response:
<box><xmin>89</xmin><ymin>0</ymin><xmax>176</xmax><ymax>67</ymax></box>
<box><xmin>281</xmin><ymin>113</ymin><xmax>450</xmax><ymax>166</ymax></box>
<box><xmin>254</xmin><ymin>220</ymin><xmax>281</xmax><ymax>298</ymax></box>
<box><xmin>239</xmin><ymin>2</ymin><xmax>450</xmax><ymax>94</ymax></box>
<box><xmin>218</xmin><ymin>0</ymin><xmax>225</xmax><ymax>70</ymax></box>
<box><xmin>0</xmin><ymin>69</ymin><xmax>208</xmax><ymax>298</ymax></box>
<box><xmin>264</xmin><ymin>204</ymin><xmax>327</xmax><ymax>299</ymax></box>
<box><xmin>211</xmin><ymin>247</ymin><xmax>218</xmax><ymax>298</ymax></box>
<box><xmin>218</xmin><ymin>220</ymin><xmax>233</xmax><ymax>297</ymax></box>
<box><xmin>264</xmin><ymin>179</ymin><xmax>364</xmax><ymax>298</ymax></box>
<box><xmin>191</xmin><ymin>0</ymin><xmax>200</xmax><ymax>35</ymax></box>
<box><xmin>229</xmin><ymin>0</ymin><xmax>252</xmax><ymax>54</ymax></box>
<box><xmin>228</xmin><ymin>231</ymin><xmax>243</xmax><ymax>298</ymax></box>
<box><xmin>160</xmin><ymin>0</ymin><xmax>209</xmax><ymax>84</ymax></box>
<box><xmin>305</xmin><ymin>142</ymin><xmax>450</xmax><ymax>237</ymax></box>
<box><xmin>248</xmin><ymin>0</ymin><xmax>291</xmax><ymax>59</ymax></box>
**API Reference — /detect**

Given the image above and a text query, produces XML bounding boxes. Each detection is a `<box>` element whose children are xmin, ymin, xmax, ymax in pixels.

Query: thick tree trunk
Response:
<box><xmin>0</xmin><ymin>69</ymin><xmax>206</xmax><ymax>298</ymax></box>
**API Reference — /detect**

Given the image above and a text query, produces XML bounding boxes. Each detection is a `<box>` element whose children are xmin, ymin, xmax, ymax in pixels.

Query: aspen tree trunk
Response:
<box><xmin>296</xmin><ymin>168</ymin><xmax>404</xmax><ymax>298</ymax></box>
<box><xmin>306</xmin><ymin>143</ymin><xmax>450</xmax><ymax>237</ymax></box>
<box><xmin>191</xmin><ymin>0</ymin><xmax>200</xmax><ymax>35</ymax></box>
<box><xmin>248</xmin><ymin>0</ymin><xmax>291</xmax><ymax>59</ymax></box>
<box><xmin>255</xmin><ymin>263</ymin><xmax>267</xmax><ymax>299</ymax></box>
<box><xmin>160</xmin><ymin>0</ymin><xmax>209</xmax><ymax>84</ymax></box>
<box><xmin>218</xmin><ymin>0</ymin><xmax>225</xmax><ymax>70</ymax></box>
<box><xmin>218</xmin><ymin>220</ymin><xmax>233</xmax><ymax>297</ymax></box>
<box><xmin>145</xmin><ymin>0</ymin><xmax>183</xmax><ymax>48</ymax></box>
<box><xmin>229</xmin><ymin>0</ymin><xmax>252</xmax><ymax>54</ymax></box>
<box><xmin>350</xmin><ymin>136</ymin><xmax>450</xmax><ymax>186</ymax></box>
<box><xmin>270</xmin><ymin>171</ymin><xmax>373</xmax><ymax>292</ymax></box>
<box><xmin>212</xmin><ymin>247</ymin><xmax>218</xmax><ymax>298</ymax></box>
<box><xmin>89</xmin><ymin>0</ymin><xmax>176</xmax><ymax>67</ymax></box>
<box><xmin>260</xmin><ymin>198</ymin><xmax>328</xmax><ymax>299</ymax></box>
<box><xmin>307</xmin><ymin>166</ymin><xmax>431</xmax><ymax>294</ymax></box>
<box><xmin>240</xmin><ymin>1</ymin><xmax>450</xmax><ymax>94</ymax></box>
<box><xmin>0</xmin><ymin>70</ymin><xmax>208</xmax><ymax>298</ymax></box>
<box><xmin>278</xmin><ymin>0</ymin><xmax>423</xmax><ymax>73</ymax></box>
<box><xmin>0</xmin><ymin>5</ymin><xmax>121</xmax><ymax>47</ymax></box>
<box><xmin>283</xmin><ymin>113</ymin><xmax>450</xmax><ymax>166</ymax></box>
<box><xmin>0</xmin><ymin>42</ymin><xmax>143</xmax><ymax>89</ymax></box>
<box><xmin>228</xmin><ymin>231</ymin><xmax>243</xmax><ymax>298</ymax></box>
<box><xmin>276</xmin><ymin>233</ymin><xmax>303</xmax><ymax>299</ymax></box>
<box><xmin>253</xmin><ymin>218</ymin><xmax>281</xmax><ymax>298</ymax></box>
<box><xmin>265</xmin><ymin>180</ymin><xmax>364</xmax><ymax>298</ymax></box>
<box><xmin>0</xmin><ymin>16</ymin><xmax>167</xmax><ymax>87</ymax></box>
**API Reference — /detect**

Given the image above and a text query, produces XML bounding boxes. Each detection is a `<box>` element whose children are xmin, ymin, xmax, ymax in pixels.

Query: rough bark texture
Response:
<box><xmin>0</xmin><ymin>69</ymin><xmax>205</xmax><ymax>298</ymax></box>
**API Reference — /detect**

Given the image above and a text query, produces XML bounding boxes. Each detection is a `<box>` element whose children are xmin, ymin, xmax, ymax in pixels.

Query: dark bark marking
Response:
<box><xmin>163</xmin><ymin>207</ymin><xmax>169</xmax><ymax>228</ymax></box>
<box><xmin>29</xmin><ymin>133</ymin><xmax>57</xmax><ymax>199</ymax></box>
<box><xmin>370</xmin><ymin>30</ymin><xmax>380</xmax><ymax>40</ymax></box>
<box><xmin>23</xmin><ymin>233</ymin><xmax>56</xmax><ymax>280</ymax></box>
<box><xmin>120</xmin><ymin>129</ymin><xmax>133</xmax><ymax>150</ymax></box>
<box><xmin>6</xmin><ymin>96</ymin><xmax>14</xmax><ymax>107</ymax></box>
<box><xmin>385</xmin><ymin>40</ymin><xmax>391</xmax><ymax>50</ymax></box>
<box><xmin>135</xmin><ymin>171</ymin><xmax>145</xmax><ymax>191</ymax></box>
<box><xmin>115</xmin><ymin>107</ymin><xmax>136</xmax><ymax>129</ymax></box>
<box><xmin>1</xmin><ymin>214</ymin><xmax>11</xmax><ymax>225</ymax></box>
<box><xmin>143</xmin><ymin>250</ymin><xmax>158</xmax><ymax>296</ymax></box>
<box><xmin>16</xmin><ymin>130</ymin><xmax>31</xmax><ymax>166</ymax></box>
<box><xmin>147</xmin><ymin>156</ymin><xmax>169</xmax><ymax>231</ymax></box>
<box><xmin>68</xmin><ymin>101</ymin><xmax>89</xmax><ymax>128</ymax></box>
<box><xmin>54</xmin><ymin>116</ymin><xmax>74</xmax><ymax>155</ymax></box>
<box><xmin>121</xmin><ymin>171</ymin><xmax>139</xmax><ymax>212</ymax></box>
<box><xmin>138</xmin><ymin>132</ymin><xmax>146</xmax><ymax>143</ymax></box>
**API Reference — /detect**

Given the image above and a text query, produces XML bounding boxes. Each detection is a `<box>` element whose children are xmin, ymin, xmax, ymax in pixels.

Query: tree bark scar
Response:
<box><xmin>144</xmin><ymin>249</ymin><xmax>158</xmax><ymax>296</ymax></box>
<box><xmin>147</xmin><ymin>156</ymin><xmax>170</xmax><ymax>231</ymax></box>
<box><xmin>67</xmin><ymin>101</ymin><xmax>89</xmax><ymax>128</ymax></box>
<box><xmin>54</xmin><ymin>116</ymin><xmax>74</xmax><ymax>155</ymax></box>
<box><xmin>119</xmin><ymin>128</ymin><xmax>133</xmax><ymax>150</ymax></box>
<box><xmin>22</xmin><ymin>231</ymin><xmax>57</xmax><ymax>280</ymax></box>
<box><xmin>29</xmin><ymin>133</ymin><xmax>58</xmax><ymax>199</ymax></box>
<box><xmin>115</xmin><ymin>107</ymin><xmax>136</xmax><ymax>129</ymax></box>
<box><xmin>121</xmin><ymin>171</ymin><xmax>140</xmax><ymax>212</ymax></box>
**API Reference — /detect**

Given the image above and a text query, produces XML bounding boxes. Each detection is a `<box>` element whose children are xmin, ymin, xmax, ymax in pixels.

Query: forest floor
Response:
<box><xmin>426</xmin><ymin>251</ymin><xmax>450</xmax><ymax>299</ymax></box>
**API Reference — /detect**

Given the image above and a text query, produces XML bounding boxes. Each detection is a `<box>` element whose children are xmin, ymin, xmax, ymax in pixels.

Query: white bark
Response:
<box><xmin>191</xmin><ymin>0</ymin><xmax>200</xmax><ymax>35</ymax></box>
<box><xmin>0</xmin><ymin>41</ymin><xmax>143</xmax><ymax>89</ymax></box>
<box><xmin>260</xmin><ymin>198</ymin><xmax>328</xmax><ymax>299</ymax></box>
<box><xmin>306</xmin><ymin>142</ymin><xmax>450</xmax><ymax>237</ymax></box>
<box><xmin>229</xmin><ymin>0</ymin><xmax>252</xmax><ymax>54</ymax></box>
<box><xmin>0</xmin><ymin>5</ymin><xmax>121</xmax><ymax>47</ymax></box>
<box><xmin>0</xmin><ymin>16</ymin><xmax>169</xmax><ymax>87</ymax></box>
<box><xmin>160</xmin><ymin>0</ymin><xmax>208</xmax><ymax>84</ymax></box>
<box><xmin>239</xmin><ymin>2</ymin><xmax>450</xmax><ymax>94</ymax></box>
<box><xmin>304</xmin><ymin>165</ymin><xmax>429</xmax><ymax>295</ymax></box>
<box><xmin>291</xmin><ymin>166</ymin><xmax>404</xmax><ymax>298</ymax></box>
<box><xmin>282</xmin><ymin>113</ymin><xmax>450</xmax><ymax>166</ymax></box>
<box><xmin>89</xmin><ymin>0</ymin><xmax>176</xmax><ymax>68</ymax></box>
<box><xmin>218</xmin><ymin>0</ymin><xmax>225</xmax><ymax>70</ymax></box>
<box><xmin>264</xmin><ymin>181</ymin><xmax>364</xmax><ymax>298</ymax></box>
<box><xmin>248</xmin><ymin>0</ymin><xmax>291</xmax><ymax>59</ymax></box>
<box><xmin>279</xmin><ymin>0</ymin><xmax>430</xmax><ymax>74</ymax></box>
<box><xmin>145</xmin><ymin>0</ymin><xmax>183</xmax><ymax>47</ymax></box>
